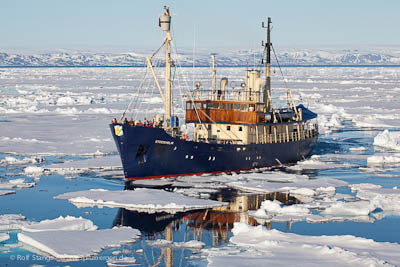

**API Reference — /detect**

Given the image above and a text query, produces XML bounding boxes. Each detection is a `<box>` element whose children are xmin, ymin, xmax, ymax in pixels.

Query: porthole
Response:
<box><xmin>185</xmin><ymin>155</ymin><xmax>189</xmax><ymax>159</ymax></box>
<box><xmin>190</xmin><ymin>155</ymin><xmax>194</xmax><ymax>159</ymax></box>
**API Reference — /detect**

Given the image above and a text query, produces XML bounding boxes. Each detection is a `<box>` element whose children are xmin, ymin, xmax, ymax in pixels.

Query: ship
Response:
<box><xmin>110</xmin><ymin>6</ymin><xmax>318</xmax><ymax>181</ymax></box>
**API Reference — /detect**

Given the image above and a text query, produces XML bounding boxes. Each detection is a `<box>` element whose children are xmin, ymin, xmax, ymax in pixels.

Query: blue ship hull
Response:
<box><xmin>110</xmin><ymin>124</ymin><xmax>318</xmax><ymax>180</ymax></box>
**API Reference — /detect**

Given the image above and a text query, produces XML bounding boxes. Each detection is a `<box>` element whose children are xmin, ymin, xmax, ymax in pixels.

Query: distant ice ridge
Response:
<box><xmin>1</xmin><ymin>48</ymin><xmax>400</xmax><ymax>66</ymax></box>
<box><xmin>206</xmin><ymin>222</ymin><xmax>400</xmax><ymax>266</ymax></box>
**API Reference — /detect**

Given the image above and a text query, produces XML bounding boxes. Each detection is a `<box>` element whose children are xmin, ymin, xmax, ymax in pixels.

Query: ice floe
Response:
<box><xmin>229</xmin><ymin>176</ymin><xmax>347</xmax><ymax>195</ymax></box>
<box><xmin>349</xmin><ymin>146</ymin><xmax>366</xmax><ymax>152</ymax></box>
<box><xmin>0</xmin><ymin>214</ymin><xmax>30</xmax><ymax>231</ymax></box>
<box><xmin>354</xmin><ymin>186</ymin><xmax>400</xmax><ymax>213</ymax></box>
<box><xmin>21</xmin><ymin>216</ymin><xmax>97</xmax><ymax>232</ymax></box>
<box><xmin>45</xmin><ymin>155</ymin><xmax>123</xmax><ymax>177</ymax></box>
<box><xmin>0</xmin><ymin>156</ymin><xmax>44</xmax><ymax>165</ymax></box>
<box><xmin>287</xmin><ymin>156</ymin><xmax>358</xmax><ymax>170</ymax></box>
<box><xmin>0</xmin><ymin>178</ymin><xmax>35</xmax><ymax>189</ymax></box>
<box><xmin>248</xmin><ymin>189</ymin><xmax>385</xmax><ymax>224</ymax></box>
<box><xmin>367</xmin><ymin>154</ymin><xmax>400</xmax><ymax>165</ymax></box>
<box><xmin>24</xmin><ymin>166</ymin><xmax>45</xmax><ymax>175</ymax></box>
<box><xmin>0</xmin><ymin>233</ymin><xmax>9</xmax><ymax>243</ymax></box>
<box><xmin>374</xmin><ymin>129</ymin><xmax>400</xmax><ymax>151</ymax></box>
<box><xmin>107</xmin><ymin>256</ymin><xmax>137</xmax><ymax>267</ymax></box>
<box><xmin>47</xmin><ymin>155</ymin><xmax>121</xmax><ymax>170</ymax></box>
<box><xmin>321</xmin><ymin>201</ymin><xmax>377</xmax><ymax>216</ymax></box>
<box><xmin>18</xmin><ymin>227</ymin><xmax>140</xmax><ymax>260</ymax></box>
<box><xmin>55</xmin><ymin>188</ymin><xmax>228</xmax><ymax>213</ymax></box>
<box><xmin>251</xmin><ymin>200</ymin><xmax>309</xmax><ymax>221</ymax></box>
<box><xmin>147</xmin><ymin>239</ymin><xmax>205</xmax><ymax>250</ymax></box>
<box><xmin>206</xmin><ymin>223</ymin><xmax>400</xmax><ymax>266</ymax></box>
<box><xmin>0</xmin><ymin>190</ymin><xmax>15</xmax><ymax>196</ymax></box>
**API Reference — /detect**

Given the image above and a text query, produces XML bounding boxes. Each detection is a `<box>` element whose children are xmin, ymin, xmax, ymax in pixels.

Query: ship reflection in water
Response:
<box><xmin>112</xmin><ymin>189</ymin><xmax>299</xmax><ymax>266</ymax></box>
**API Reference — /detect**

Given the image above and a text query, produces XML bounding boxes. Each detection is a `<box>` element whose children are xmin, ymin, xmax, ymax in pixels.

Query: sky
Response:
<box><xmin>1</xmin><ymin>0</ymin><xmax>399</xmax><ymax>52</ymax></box>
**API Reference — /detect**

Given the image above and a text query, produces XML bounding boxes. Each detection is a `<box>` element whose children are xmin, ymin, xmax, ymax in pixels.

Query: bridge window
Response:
<box><xmin>227</xmin><ymin>103</ymin><xmax>233</xmax><ymax>110</ymax></box>
<box><xmin>241</xmin><ymin>104</ymin><xmax>248</xmax><ymax>111</ymax></box>
<box><xmin>202</xmin><ymin>103</ymin><xmax>207</xmax><ymax>109</ymax></box>
<box><xmin>186</xmin><ymin>102</ymin><xmax>192</xmax><ymax>109</ymax></box>
<box><xmin>234</xmin><ymin>104</ymin><xmax>240</xmax><ymax>110</ymax></box>
<box><xmin>207</xmin><ymin>102</ymin><xmax>213</xmax><ymax>109</ymax></box>
<box><xmin>213</xmin><ymin>102</ymin><xmax>219</xmax><ymax>109</ymax></box>
<box><xmin>220</xmin><ymin>103</ymin><xmax>226</xmax><ymax>109</ymax></box>
<box><xmin>196</xmin><ymin>102</ymin><xmax>201</xmax><ymax>109</ymax></box>
<box><xmin>249</xmin><ymin>104</ymin><xmax>255</xmax><ymax>112</ymax></box>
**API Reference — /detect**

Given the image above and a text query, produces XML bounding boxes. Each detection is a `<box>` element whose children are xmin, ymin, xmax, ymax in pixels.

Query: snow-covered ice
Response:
<box><xmin>321</xmin><ymin>201</ymin><xmax>377</xmax><ymax>216</ymax></box>
<box><xmin>374</xmin><ymin>130</ymin><xmax>400</xmax><ymax>151</ymax></box>
<box><xmin>0</xmin><ymin>156</ymin><xmax>44</xmax><ymax>165</ymax></box>
<box><xmin>0</xmin><ymin>190</ymin><xmax>15</xmax><ymax>196</ymax></box>
<box><xmin>349</xmin><ymin>146</ymin><xmax>367</xmax><ymax>152</ymax></box>
<box><xmin>0</xmin><ymin>178</ymin><xmax>35</xmax><ymax>189</ymax></box>
<box><xmin>55</xmin><ymin>188</ymin><xmax>228</xmax><ymax>213</ymax></box>
<box><xmin>18</xmin><ymin>227</ymin><xmax>140</xmax><ymax>260</ymax></box>
<box><xmin>355</xmin><ymin>186</ymin><xmax>400</xmax><ymax>213</ymax></box>
<box><xmin>21</xmin><ymin>216</ymin><xmax>98</xmax><ymax>232</ymax></box>
<box><xmin>229</xmin><ymin>176</ymin><xmax>347</xmax><ymax>195</ymax></box>
<box><xmin>107</xmin><ymin>256</ymin><xmax>137</xmax><ymax>267</ymax></box>
<box><xmin>47</xmin><ymin>155</ymin><xmax>121</xmax><ymax>170</ymax></box>
<box><xmin>0</xmin><ymin>233</ymin><xmax>9</xmax><ymax>243</ymax></box>
<box><xmin>288</xmin><ymin>157</ymin><xmax>358</xmax><ymax>171</ymax></box>
<box><xmin>367</xmin><ymin>154</ymin><xmax>400</xmax><ymax>165</ymax></box>
<box><xmin>207</xmin><ymin>223</ymin><xmax>400</xmax><ymax>266</ymax></box>
<box><xmin>147</xmin><ymin>239</ymin><xmax>205</xmax><ymax>250</ymax></box>
<box><xmin>252</xmin><ymin>200</ymin><xmax>309</xmax><ymax>218</ymax></box>
<box><xmin>0</xmin><ymin>214</ymin><xmax>30</xmax><ymax>231</ymax></box>
<box><xmin>24</xmin><ymin>166</ymin><xmax>45</xmax><ymax>175</ymax></box>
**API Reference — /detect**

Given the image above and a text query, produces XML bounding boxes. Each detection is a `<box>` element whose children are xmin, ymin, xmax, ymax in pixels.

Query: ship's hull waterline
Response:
<box><xmin>111</xmin><ymin>124</ymin><xmax>318</xmax><ymax>180</ymax></box>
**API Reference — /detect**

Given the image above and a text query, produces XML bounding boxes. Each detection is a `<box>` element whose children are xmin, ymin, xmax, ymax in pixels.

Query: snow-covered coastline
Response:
<box><xmin>1</xmin><ymin>47</ymin><xmax>400</xmax><ymax>67</ymax></box>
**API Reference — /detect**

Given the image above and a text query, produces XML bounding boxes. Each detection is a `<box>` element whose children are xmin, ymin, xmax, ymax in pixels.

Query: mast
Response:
<box><xmin>211</xmin><ymin>54</ymin><xmax>217</xmax><ymax>100</ymax></box>
<box><xmin>160</xmin><ymin>6</ymin><xmax>172</xmax><ymax>128</ymax></box>
<box><xmin>262</xmin><ymin>17</ymin><xmax>272</xmax><ymax>112</ymax></box>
